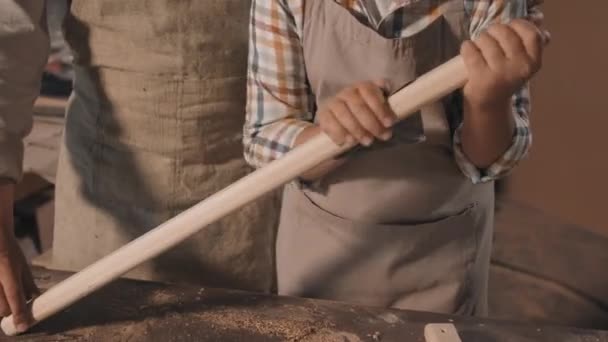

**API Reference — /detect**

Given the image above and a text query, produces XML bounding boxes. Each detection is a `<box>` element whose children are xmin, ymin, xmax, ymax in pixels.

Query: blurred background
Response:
<box><xmin>508</xmin><ymin>1</ymin><xmax>608</xmax><ymax>239</ymax></box>
<box><xmin>12</xmin><ymin>0</ymin><xmax>608</xmax><ymax>332</ymax></box>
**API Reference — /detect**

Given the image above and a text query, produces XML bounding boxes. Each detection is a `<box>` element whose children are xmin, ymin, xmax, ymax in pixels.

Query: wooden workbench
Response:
<box><xmin>2</xmin><ymin>267</ymin><xmax>607</xmax><ymax>342</ymax></box>
<box><xmin>12</xmin><ymin>96</ymin><xmax>608</xmax><ymax>340</ymax></box>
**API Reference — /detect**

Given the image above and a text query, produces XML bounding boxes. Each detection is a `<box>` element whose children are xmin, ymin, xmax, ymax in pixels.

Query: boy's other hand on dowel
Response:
<box><xmin>295</xmin><ymin>80</ymin><xmax>398</xmax><ymax>181</ymax></box>
<box><xmin>460</xmin><ymin>19</ymin><xmax>547</xmax><ymax>169</ymax></box>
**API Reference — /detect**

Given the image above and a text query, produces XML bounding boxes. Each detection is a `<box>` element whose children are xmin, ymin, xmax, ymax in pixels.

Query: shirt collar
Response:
<box><xmin>352</xmin><ymin>0</ymin><xmax>427</xmax><ymax>29</ymax></box>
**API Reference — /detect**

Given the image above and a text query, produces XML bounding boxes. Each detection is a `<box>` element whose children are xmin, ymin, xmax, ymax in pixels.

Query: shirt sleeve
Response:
<box><xmin>0</xmin><ymin>1</ymin><xmax>50</xmax><ymax>182</ymax></box>
<box><xmin>243</xmin><ymin>0</ymin><xmax>315</xmax><ymax>168</ymax></box>
<box><xmin>455</xmin><ymin>0</ymin><xmax>541</xmax><ymax>183</ymax></box>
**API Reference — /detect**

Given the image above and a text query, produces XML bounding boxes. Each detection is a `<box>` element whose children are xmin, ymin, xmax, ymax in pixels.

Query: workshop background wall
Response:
<box><xmin>508</xmin><ymin>0</ymin><xmax>608</xmax><ymax>237</ymax></box>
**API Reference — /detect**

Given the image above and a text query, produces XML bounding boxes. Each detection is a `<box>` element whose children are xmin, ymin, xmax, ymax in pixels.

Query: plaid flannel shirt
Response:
<box><xmin>244</xmin><ymin>0</ymin><xmax>543</xmax><ymax>184</ymax></box>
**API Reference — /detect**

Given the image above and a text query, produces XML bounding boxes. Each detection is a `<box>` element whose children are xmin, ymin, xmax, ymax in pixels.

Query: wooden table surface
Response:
<box><xmin>2</xmin><ymin>267</ymin><xmax>607</xmax><ymax>342</ymax></box>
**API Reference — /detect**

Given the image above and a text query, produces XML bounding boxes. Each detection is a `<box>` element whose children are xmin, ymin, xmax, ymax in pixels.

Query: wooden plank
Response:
<box><xmin>2</xmin><ymin>267</ymin><xmax>607</xmax><ymax>341</ymax></box>
<box><xmin>424</xmin><ymin>324</ymin><xmax>462</xmax><ymax>342</ymax></box>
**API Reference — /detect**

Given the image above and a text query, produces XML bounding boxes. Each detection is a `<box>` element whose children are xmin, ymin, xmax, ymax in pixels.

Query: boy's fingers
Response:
<box><xmin>528</xmin><ymin>11</ymin><xmax>544</xmax><ymax>26</ymax></box>
<box><xmin>509</xmin><ymin>19</ymin><xmax>544</xmax><ymax>66</ymax></box>
<box><xmin>460</xmin><ymin>40</ymin><xmax>489</xmax><ymax>74</ymax></box>
<box><xmin>540</xmin><ymin>29</ymin><xmax>551</xmax><ymax>45</ymax></box>
<box><xmin>331</xmin><ymin>100</ymin><xmax>372</xmax><ymax>146</ymax></box>
<box><xmin>348</xmin><ymin>86</ymin><xmax>389</xmax><ymax>139</ymax></box>
<box><xmin>318</xmin><ymin>109</ymin><xmax>349</xmax><ymax>145</ymax></box>
<box><xmin>359</xmin><ymin>82</ymin><xmax>397</xmax><ymax>129</ymax></box>
<box><xmin>347</xmin><ymin>100</ymin><xmax>387</xmax><ymax>141</ymax></box>
<box><xmin>486</xmin><ymin>24</ymin><xmax>529</xmax><ymax>61</ymax></box>
<box><xmin>486</xmin><ymin>24</ymin><xmax>534</xmax><ymax>80</ymax></box>
<box><xmin>475</xmin><ymin>32</ymin><xmax>506</xmax><ymax>70</ymax></box>
<box><xmin>364</xmin><ymin>81</ymin><xmax>387</xmax><ymax>100</ymax></box>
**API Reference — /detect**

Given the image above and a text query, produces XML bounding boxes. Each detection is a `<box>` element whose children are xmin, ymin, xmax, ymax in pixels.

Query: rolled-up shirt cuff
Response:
<box><xmin>452</xmin><ymin>122</ymin><xmax>523</xmax><ymax>184</ymax></box>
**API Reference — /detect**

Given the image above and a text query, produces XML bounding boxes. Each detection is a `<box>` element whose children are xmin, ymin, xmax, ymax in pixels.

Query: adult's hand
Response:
<box><xmin>0</xmin><ymin>181</ymin><xmax>38</xmax><ymax>334</ymax></box>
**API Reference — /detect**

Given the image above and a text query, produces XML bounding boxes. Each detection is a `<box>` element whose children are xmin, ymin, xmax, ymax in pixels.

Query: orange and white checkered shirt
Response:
<box><xmin>244</xmin><ymin>0</ymin><xmax>543</xmax><ymax>183</ymax></box>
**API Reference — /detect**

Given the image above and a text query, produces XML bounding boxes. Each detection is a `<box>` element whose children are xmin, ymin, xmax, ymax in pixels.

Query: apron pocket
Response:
<box><xmin>278</xmin><ymin>183</ymin><xmax>480</xmax><ymax>314</ymax></box>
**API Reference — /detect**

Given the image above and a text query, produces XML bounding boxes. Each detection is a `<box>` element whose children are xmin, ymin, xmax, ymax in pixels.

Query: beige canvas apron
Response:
<box><xmin>49</xmin><ymin>1</ymin><xmax>278</xmax><ymax>292</ymax></box>
<box><xmin>277</xmin><ymin>0</ymin><xmax>494</xmax><ymax>315</ymax></box>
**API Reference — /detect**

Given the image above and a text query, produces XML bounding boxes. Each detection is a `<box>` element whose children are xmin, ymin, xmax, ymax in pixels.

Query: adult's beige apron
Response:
<box><xmin>50</xmin><ymin>1</ymin><xmax>278</xmax><ymax>292</ymax></box>
<box><xmin>277</xmin><ymin>0</ymin><xmax>494</xmax><ymax>315</ymax></box>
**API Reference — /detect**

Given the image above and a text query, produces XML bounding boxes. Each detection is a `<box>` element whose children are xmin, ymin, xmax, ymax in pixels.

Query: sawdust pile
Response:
<box><xmin>196</xmin><ymin>308</ymin><xmax>362</xmax><ymax>342</ymax></box>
